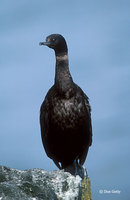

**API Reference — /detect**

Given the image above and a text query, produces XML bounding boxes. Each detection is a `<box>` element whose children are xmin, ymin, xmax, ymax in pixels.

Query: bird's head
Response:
<box><xmin>39</xmin><ymin>34</ymin><xmax>68</xmax><ymax>55</ymax></box>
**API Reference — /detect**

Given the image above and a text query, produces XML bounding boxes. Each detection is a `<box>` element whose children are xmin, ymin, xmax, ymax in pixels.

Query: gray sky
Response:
<box><xmin>0</xmin><ymin>1</ymin><xmax>130</xmax><ymax>199</ymax></box>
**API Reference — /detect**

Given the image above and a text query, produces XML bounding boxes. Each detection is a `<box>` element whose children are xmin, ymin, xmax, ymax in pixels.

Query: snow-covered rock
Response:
<box><xmin>0</xmin><ymin>166</ymin><xmax>92</xmax><ymax>200</ymax></box>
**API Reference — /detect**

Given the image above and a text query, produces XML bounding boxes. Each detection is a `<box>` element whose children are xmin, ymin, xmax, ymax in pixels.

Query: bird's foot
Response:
<box><xmin>63</xmin><ymin>160</ymin><xmax>87</xmax><ymax>179</ymax></box>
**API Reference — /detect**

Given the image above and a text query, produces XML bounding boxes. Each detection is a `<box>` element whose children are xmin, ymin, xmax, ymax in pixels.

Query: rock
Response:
<box><xmin>0</xmin><ymin>166</ymin><xmax>92</xmax><ymax>200</ymax></box>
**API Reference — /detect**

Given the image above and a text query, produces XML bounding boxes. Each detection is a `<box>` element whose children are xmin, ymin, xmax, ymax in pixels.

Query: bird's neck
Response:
<box><xmin>55</xmin><ymin>53</ymin><xmax>73</xmax><ymax>93</ymax></box>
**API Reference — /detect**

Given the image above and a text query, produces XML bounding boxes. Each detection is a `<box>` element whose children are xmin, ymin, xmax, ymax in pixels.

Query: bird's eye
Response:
<box><xmin>52</xmin><ymin>38</ymin><xmax>55</xmax><ymax>42</ymax></box>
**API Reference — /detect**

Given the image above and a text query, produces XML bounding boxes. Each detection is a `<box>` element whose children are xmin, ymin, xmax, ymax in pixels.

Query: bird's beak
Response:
<box><xmin>39</xmin><ymin>41</ymin><xmax>51</xmax><ymax>46</ymax></box>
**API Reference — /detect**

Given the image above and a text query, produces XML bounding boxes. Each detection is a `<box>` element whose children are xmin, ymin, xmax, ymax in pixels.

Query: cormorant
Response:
<box><xmin>39</xmin><ymin>34</ymin><xmax>92</xmax><ymax>169</ymax></box>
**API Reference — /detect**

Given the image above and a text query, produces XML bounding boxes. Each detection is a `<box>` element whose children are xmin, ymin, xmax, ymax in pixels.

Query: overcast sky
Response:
<box><xmin>0</xmin><ymin>1</ymin><xmax>130</xmax><ymax>199</ymax></box>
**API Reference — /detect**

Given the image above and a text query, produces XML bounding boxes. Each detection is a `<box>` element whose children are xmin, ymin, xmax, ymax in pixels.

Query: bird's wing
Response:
<box><xmin>74</xmin><ymin>84</ymin><xmax>92</xmax><ymax>165</ymax></box>
<box><xmin>40</xmin><ymin>86</ymin><xmax>55</xmax><ymax>159</ymax></box>
<box><xmin>79</xmin><ymin>92</ymin><xmax>92</xmax><ymax>165</ymax></box>
<box><xmin>40</xmin><ymin>97</ymin><xmax>51</xmax><ymax>157</ymax></box>
<box><xmin>83</xmin><ymin>92</ymin><xmax>92</xmax><ymax>146</ymax></box>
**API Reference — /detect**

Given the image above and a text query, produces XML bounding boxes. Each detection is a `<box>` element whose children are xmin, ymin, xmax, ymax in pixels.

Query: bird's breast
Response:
<box><xmin>50</xmin><ymin>97</ymin><xmax>86</xmax><ymax>130</ymax></box>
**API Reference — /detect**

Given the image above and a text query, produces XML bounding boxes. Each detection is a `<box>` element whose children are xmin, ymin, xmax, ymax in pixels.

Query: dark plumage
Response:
<box><xmin>39</xmin><ymin>34</ymin><xmax>92</xmax><ymax>169</ymax></box>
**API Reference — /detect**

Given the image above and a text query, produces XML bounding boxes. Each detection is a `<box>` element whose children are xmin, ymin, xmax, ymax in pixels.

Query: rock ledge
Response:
<box><xmin>0</xmin><ymin>166</ymin><xmax>92</xmax><ymax>200</ymax></box>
